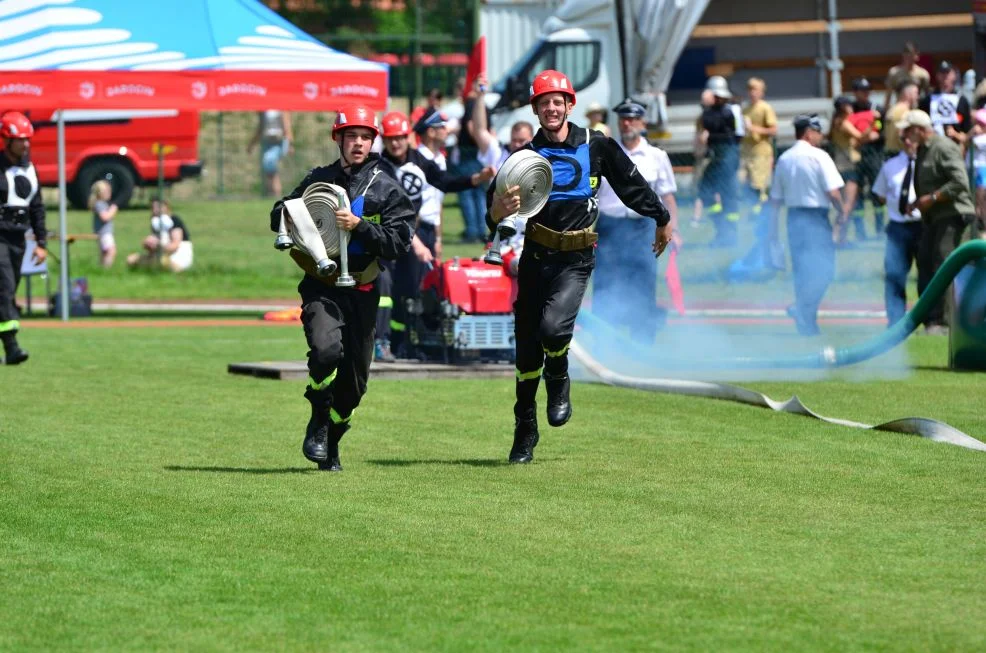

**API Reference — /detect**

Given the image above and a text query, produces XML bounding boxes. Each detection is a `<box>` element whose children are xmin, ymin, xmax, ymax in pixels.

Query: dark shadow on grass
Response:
<box><xmin>164</xmin><ymin>465</ymin><xmax>314</xmax><ymax>474</ymax></box>
<box><xmin>366</xmin><ymin>458</ymin><xmax>511</xmax><ymax>468</ymax></box>
<box><xmin>912</xmin><ymin>365</ymin><xmax>986</xmax><ymax>374</ymax></box>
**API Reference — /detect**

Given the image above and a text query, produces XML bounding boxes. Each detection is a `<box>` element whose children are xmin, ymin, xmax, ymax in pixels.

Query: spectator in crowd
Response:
<box><xmin>472</xmin><ymin>75</ymin><xmax>533</xmax><ymax>172</ymax></box>
<box><xmin>697</xmin><ymin>76</ymin><xmax>740</xmax><ymax>247</ymax></box>
<box><xmin>883</xmin><ymin>42</ymin><xmax>931</xmax><ymax>114</ymax></box>
<box><xmin>691</xmin><ymin>89</ymin><xmax>717</xmax><ymax>226</ymax></box>
<box><xmin>871</xmin><ymin>133</ymin><xmax>922</xmax><ymax>326</ymax></box>
<box><xmin>410</xmin><ymin>87</ymin><xmax>445</xmax><ymax>133</ymax></box>
<box><xmin>972</xmin><ymin>108</ymin><xmax>986</xmax><ymax>237</ymax></box>
<box><xmin>827</xmin><ymin>97</ymin><xmax>871</xmax><ymax>244</ymax></box>
<box><xmin>593</xmin><ymin>98</ymin><xmax>679</xmax><ymax>344</ymax></box>
<box><xmin>918</xmin><ymin>61</ymin><xmax>971</xmax><ymax>149</ymax></box>
<box><xmin>769</xmin><ymin>114</ymin><xmax>846</xmax><ymax>336</ymax></box>
<box><xmin>850</xmin><ymin>77</ymin><xmax>886</xmax><ymax>237</ymax></box>
<box><xmin>585</xmin><ymin>102</ymin><xmax>611</xmax><ymax>137</ymax></box>
<box><xmin>88</xmin><ymin>180</ymin><xmax>117</xmax><ymax>268</ymax></box>
<box><xmin>127</xmin><ymin>199</ymin><xmax>194</xmax><ymax>273</ymax></box>
<box><xmin>900</xmin><ymin>109</ymin><xmax>975</xmax><ymax>334</ymax></box>
<box><xmin>884</xmin><ymin>81</ymin><xmax>920</xmax><ymax>155</ymax></box>
<box><xmin>739</xmin><ymin>77</ymin><xmax>777</xmax><ymax>215</ymax></box>
<box><xmin>247</xmin><ymin>110</ymin><xmax>293</xmax><ymax>198</ymax></box>
<box><xmin>450</xmin><ymin>75</ymin><xmax>488</xmax><ymax>243</ymax></box>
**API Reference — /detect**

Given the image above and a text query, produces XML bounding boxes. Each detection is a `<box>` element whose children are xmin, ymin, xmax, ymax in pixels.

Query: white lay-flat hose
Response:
<box><xmin>569</xmin><ymin>340</ymin><xmax>986</xmax><ymax>453</ymax></box>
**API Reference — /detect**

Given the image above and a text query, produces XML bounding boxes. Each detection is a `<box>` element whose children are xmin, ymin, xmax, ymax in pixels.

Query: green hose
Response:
<box><xmin>580</xmin><ymin>239</ymin><xmax>986</xmax><ymax>369</ymax></box>
<box><xmin>814</xmin><ymin>239</ymin><xmax>986</xmax><ymax>368</ymax></box>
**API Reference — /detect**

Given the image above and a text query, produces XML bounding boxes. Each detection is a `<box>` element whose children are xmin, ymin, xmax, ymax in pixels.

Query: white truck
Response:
<box><xmin>483</xmin><ymin>0</ymin><xmax>710</xmax><ymax>145</ymax></box>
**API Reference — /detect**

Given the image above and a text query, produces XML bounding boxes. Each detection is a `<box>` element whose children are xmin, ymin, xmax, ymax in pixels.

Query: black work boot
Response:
<box><xmin>1</xmin><ymin>332</ymin><xmax>28</xmax><ymax>365</ymax></box>
<box><xmin>302</xmin><ymin>386</ymin><xmax>331</xmax><ymax>463</ymax></box>
<box><xmin>509</xmin><ymin>409</ymin><xmax>540</xmax><ymax>464</ymax></box>
<box><xmin>302</xmin><ymin>405</ymin><xmax>329</xmax><ymax>463</ymax></box>
<box><xmin>544</xmin><ymin>372</ymin><xmax>572</xmax><ymax>427</ymax></box>
<box><xmin>317</xmin><ymin>423</ymin><xmax>350</xmax><ymax>472</ymax></box>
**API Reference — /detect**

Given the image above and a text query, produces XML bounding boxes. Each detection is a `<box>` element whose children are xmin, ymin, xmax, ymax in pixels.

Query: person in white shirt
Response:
<box><xmin>871</xmin><ymin>139</ymin><xmax>922</xmax><ymax>326</ymax></box>
<box><xmin>769</xmin><ymin>114</ymin><xmax>846</xmax><ymax>336</ymax></box>
<box><xmin>593</xmin><ymin>98</ymin><xmax>680</xmax><ymax>344</ymax></box>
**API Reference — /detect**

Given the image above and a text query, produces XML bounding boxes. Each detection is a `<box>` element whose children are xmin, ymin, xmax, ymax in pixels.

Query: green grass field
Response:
<box><xmin>32</xmin><ymin>198</ymin><xmax>899</xmax><ymax>304</ymax></box>
<box><xmin>3</xmin><ymin>324</ymin><xmax>985</xmax><ymax>650</ymax></box>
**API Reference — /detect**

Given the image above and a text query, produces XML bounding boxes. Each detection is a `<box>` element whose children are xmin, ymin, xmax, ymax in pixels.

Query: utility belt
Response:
<box><xmin>526</xmin><ymin>222</ymin><xmax>597</xmax><ymax>252</ymax></box>
<box><xmin>290</xmin><ymin>249</ymin><xmax>379</xmax><ymax>288</ymax></box>
<box><xmin>0</xmin><ymin>206</ymin><xmax>29</xmax><ymax>228</ymax></box>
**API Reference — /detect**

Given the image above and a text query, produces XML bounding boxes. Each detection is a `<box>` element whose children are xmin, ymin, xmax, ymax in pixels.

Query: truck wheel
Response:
<box><xmin>71</xmin><ymin>159</ymin><xmax>136</xmax><ymax>209</ymax></box>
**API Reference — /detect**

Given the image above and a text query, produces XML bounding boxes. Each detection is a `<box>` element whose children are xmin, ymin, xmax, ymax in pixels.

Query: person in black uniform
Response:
<box><xmin>0</xmin><ymin>111</ymin><xmax>47</xmax><ymax>365</ymax></box>
<box><xmin>698</xmin><ymin>76</ymin><xmax>741</xmax><ymax>247</ymax></box>
<box><xmin>270</xmin><ymin>104</ymin><xmax>415</xmax><ymax>471</ymax></box>
<box><xmin>918</xmin><ymin>61</ymin><xmax>972</xmax><ymax>149</ymax></box>
<box><xmin>378</xmin><ymin>108</ymin><xmax>494</xmax><ymax>357</ymax></box>
<box><xmin>488</xmin><ymin>69</ymin><xmax>671</xmax><ymax>464</ymax></box>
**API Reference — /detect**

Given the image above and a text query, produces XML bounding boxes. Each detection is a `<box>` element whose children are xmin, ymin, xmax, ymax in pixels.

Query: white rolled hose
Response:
<box><xmin>485</xmin><ymin>150</ymin><xmax>553</xmax><ymax>265</ymax></box>
<box><xmin>279</xmin><ymin>183</ymin><xmax>355</xmax><ymax>286</ymax></box>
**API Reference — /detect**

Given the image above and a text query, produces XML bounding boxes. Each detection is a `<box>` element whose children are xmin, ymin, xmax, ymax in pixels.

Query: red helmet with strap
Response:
<box><xmin>332</xmin><ymin>104</ymin><xmax>379</xmax><ymax>138</ymax></box>
<box><xmin>381</xmin><ymin>111</ymin><xmax>410</xmax><ymax>137</ymax></box>
<box><xmin>529</xmin><ymin>70</ymin><xmax>576</xmax><ymax>105</ymax></box>
<box><xmin>1</xmin><ymin>111</ymin><xmax>34</xmax><ymax>139</ymax></box>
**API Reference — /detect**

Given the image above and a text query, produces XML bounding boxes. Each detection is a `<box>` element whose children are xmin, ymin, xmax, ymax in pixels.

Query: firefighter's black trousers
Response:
<box><xmin>299</xmin><ymin>275</ymin><xmax>378</xmax><ymax>424</ymax></box>
<box><xmin>512</xmin><ymin>245</ymin><xmax>594</xmax><ymax>418</ymax></box>
<box><xmin>0</xmin><ymin>233</ymin><xmax>26</xmax><ymax>330</ymax></box>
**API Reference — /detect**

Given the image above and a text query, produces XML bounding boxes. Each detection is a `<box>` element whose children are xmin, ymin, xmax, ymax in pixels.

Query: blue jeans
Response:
<box><xmin>787</xmin><ymin>208</ymin><xmax>835</xmax><ymax>332</ymax></box>
<box><xmin>593</xmin><ymin>214</ymin><xmax>665</xmax><ymax>344</ymax></box>
<box><xmin>884</xmin><ymin>221</ymin><xmax>922</xmax><ymax>326</ymax></box>
<box><xmin>452</xmin><ymin>157</ymin><xmax>485</xmax><ymax>240</ymax></box>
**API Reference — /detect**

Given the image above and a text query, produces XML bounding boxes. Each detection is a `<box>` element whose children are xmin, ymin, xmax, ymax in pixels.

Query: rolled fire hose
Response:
<box><xmin>484</xmin><ymin>150</ymin><xmax>553</xmax><ymax>266</ymax></box>
<box><xmin>276</xmin><ymin>182</ymin><xmax>355</xmax><ymax>287</ymax></box>
<box><xmin>569</xmin><ymin>240</ymin><xmax>986</xmax><ymax>453</ymax></box>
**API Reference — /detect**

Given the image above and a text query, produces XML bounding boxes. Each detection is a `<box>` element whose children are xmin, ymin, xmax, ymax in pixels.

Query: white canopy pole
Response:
<box><xmin>827</xmin><ymin>0</ymin><xmax>843</xmax><ymax>97</ymax></box>
<box><xmin>57</xmin><ymin>110</ymin><xmax>69</xmax><ymax>321</ymax></box>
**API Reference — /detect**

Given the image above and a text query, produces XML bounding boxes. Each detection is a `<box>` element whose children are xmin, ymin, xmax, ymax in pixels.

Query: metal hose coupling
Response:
<box><xmin>484</xmin><ymin>150</ymin><xmax>553</xmax><ymax>266</ymax></box>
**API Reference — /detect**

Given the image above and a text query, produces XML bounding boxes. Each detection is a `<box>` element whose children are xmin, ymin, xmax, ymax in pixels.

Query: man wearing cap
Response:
<box><xmin>269</xmin><ymin>105</ymin><xmax>416</xmax><ymax>471</ymax></box>
<box><xmin>378</xmin><ymin>107</ymin><xmax>494</xmax><ymax>357</ymax></box>
<box><xmin>594</xmin><ymin>98</ymin><xmax>680</xmax><ymax>345</ymax></box>
<box><xmin>488</xmin><ymin>69</ymin><xmax>671</xmax><ymax>464</ymax></box>
<box><xmin>585</xmin><ymin>102</ymin><xmax>611</xmax><ymax>138</ymax></box>
<box><xmin>768</xmin><ymin>114</ymin><xmax>846</xmax><ymax>336</ymax></box>
<box><xmin>918</xmin><ymin>61</ymin><xmax>971</xmax><ymax>149</ymax></box>
<box><xmin>849</xmin><ymin>76</ymin><xmax>887</xmax><ymax>237</ymax></box>
<box><xmin>899</xmin><ymin>109</ymin><xmax>975</xmax><ymax>335</ymax></box>
<box><xmin>739</xmin><ymin>77</ymin><xmax>777</xmax><ymax>214</ymax></box>
<box><xmin>698</xmin><ymin>75</ymin><xmax>741</xmax><ymax>247</ymax></box>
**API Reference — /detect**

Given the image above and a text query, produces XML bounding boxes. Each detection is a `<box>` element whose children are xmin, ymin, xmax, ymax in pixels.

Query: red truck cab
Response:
<box><xmin>25</xmin><ymin>109</ymin><xmax>203</xmax><ymax>208</ymax></box>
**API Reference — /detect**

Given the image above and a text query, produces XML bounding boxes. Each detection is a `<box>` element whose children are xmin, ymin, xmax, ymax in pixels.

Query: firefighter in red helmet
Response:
<box><xmin>269</xmin><ymin>104</ymin><xmax>414</xmax><ymax>471</ymax></box>
<box><xmin>0</xmin><ymin>111</ymin><xmax>47</xmax><ymax>365</ymax></box>
<box><xmin>486</xmin><ymin>70</ymin><xmax>672</xmax><ymax>463</ymax></box>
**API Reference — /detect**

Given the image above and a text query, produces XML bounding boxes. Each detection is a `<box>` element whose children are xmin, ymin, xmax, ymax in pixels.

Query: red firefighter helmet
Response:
<box><xmin>381</xmin><ymin>111</ymin><xmax>410</xmax><ymax>137</ymax></box>
<box><xmin>332</xmin><ymin>104</ymin><xmax>379</xmax><ymax>138</ymax></box>
<box><xmin>529</xmin><ymin>70</ymin><xmax>576</xmax><ymax>106</ymax></box>
<box><xmin>1</xmin><ymin>111</ymin><xmax>34</xmax><ymax>139</ymax></box>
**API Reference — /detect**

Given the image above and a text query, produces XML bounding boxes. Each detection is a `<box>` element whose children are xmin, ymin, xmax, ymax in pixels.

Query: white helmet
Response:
<box><xmin>706</xmin><ymin>75</ymin><xmax>732</xmax><ymax>99</ymax></box>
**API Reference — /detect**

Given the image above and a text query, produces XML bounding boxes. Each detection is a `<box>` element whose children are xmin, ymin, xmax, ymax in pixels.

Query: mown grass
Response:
<box><xmin>2</xmin><ymin>324</ymin><xmax>985</xmax><ymax>651</ymax></box>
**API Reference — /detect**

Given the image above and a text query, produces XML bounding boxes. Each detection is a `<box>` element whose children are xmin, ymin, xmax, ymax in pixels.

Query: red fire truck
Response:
<box><xmin>24</xmin><ymin>109</ymin><xmax>203</xmax><ymax>209</ymax></box>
